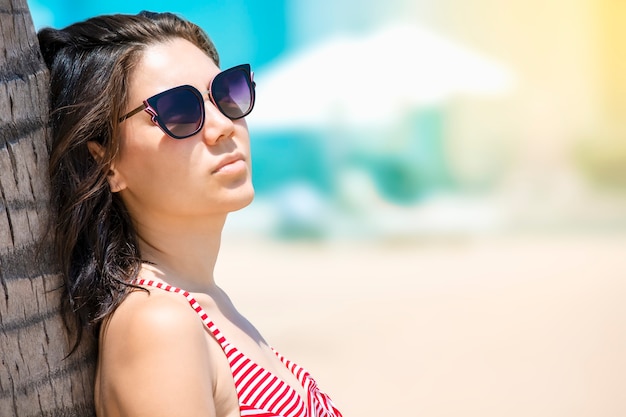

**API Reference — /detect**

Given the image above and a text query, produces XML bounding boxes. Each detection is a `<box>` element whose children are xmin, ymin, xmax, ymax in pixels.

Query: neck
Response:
<box><xmin>134</xmin><ymin>214</ymin><xmax>227</xmax><ymax>293</ymax></box>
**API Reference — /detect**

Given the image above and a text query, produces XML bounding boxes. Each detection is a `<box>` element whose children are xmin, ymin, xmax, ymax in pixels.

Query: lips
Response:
<box><xmin>212</xmin><ymin>153</ymin><xmax>246</xmax><ymax>174</ymax></box>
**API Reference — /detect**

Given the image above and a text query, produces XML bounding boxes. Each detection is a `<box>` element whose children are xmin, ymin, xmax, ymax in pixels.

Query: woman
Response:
<box><xmin>38</xmin><ymin>11</ymin><xmax>342</xmax><ymax>417</ymax></box>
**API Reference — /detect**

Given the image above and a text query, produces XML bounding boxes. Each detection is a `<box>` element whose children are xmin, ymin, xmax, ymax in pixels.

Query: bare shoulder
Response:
<box><xmin>97</xmin><ymin>286</ymin><xmax>217</xmax><ymax>417</ymax></box>
<box><xmin>105</xmin><ymin>286</ymin><xmax>203</xmax><ymax>347</ymax></box>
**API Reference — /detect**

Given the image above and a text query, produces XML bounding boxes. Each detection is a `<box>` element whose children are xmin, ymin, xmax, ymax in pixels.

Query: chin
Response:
<box><xmin>227</xmin><ymin>185</ymin><xmax>255</xmax><ymax>213</ymax></box>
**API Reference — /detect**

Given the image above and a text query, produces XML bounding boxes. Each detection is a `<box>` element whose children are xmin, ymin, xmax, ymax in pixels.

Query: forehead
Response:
<box><xmin>128</xmin><ymin>38</ymin><xmax>219</xmax><ymax>101</ymax></box>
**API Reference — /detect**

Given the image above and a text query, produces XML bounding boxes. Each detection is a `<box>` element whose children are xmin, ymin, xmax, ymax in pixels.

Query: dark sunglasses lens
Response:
<box><xmin>152</xmin><ymin>87</ymin><xmax>203</xmax><ymax>138</ymax></box>
<box><xmin>212</xmin><ymin>68</ymin><xmax>253</xmax><ymax>119</ymax></box>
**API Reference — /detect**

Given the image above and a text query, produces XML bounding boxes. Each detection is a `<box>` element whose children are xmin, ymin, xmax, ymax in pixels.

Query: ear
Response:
<box><xmin>87</xmin><ymin>141</ymin><xmax>127</xmax><ymax>193</ymax></box>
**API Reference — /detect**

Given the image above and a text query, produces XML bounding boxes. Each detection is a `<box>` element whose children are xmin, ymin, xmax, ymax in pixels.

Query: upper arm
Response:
<box><xmin>98</xmin><ymin>290</ymin><xmax>217</xmax><ymax>417</ymax></box>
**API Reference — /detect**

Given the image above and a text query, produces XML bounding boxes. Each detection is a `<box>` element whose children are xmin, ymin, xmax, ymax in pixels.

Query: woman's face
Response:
<box><xmin>111</xmin><ymin>38</ymin><xmax>254</xmax><ymax>224</ymax></box>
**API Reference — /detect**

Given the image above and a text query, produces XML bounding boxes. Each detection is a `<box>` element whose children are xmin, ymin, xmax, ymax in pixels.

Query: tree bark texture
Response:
<box><xmin>0</xmin><ymin>0</ymin><xmax>97</xmax><ymax>416</ymax></box>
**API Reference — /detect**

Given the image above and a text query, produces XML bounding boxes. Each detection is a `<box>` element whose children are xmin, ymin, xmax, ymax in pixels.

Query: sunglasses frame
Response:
<box><xmin>118</xmin><ymin>64</ymin><xmax>255</xmax><ymax>139</ymax></box>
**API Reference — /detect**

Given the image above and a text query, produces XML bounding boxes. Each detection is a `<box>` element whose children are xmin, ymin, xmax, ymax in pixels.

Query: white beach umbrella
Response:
<box><xmin>247</xmin><ymin>23</ymin><xmax>516</xmax><ymax>130</ymax></box>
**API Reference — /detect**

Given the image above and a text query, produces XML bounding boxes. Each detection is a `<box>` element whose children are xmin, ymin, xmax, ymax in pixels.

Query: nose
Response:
<box><xmin>202</xmin><ymin>98</ymin><xmax>235</xmax><ymax>145</ymax></box>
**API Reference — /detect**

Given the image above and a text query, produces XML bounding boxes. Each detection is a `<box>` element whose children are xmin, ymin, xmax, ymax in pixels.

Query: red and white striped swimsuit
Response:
<box><xmin>135</xmin><ymin>279</ymin><xmax>343</xmax><ymax>417</ymax></box>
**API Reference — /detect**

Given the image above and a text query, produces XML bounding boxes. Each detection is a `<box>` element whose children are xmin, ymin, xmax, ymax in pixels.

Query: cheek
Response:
<box><xmin>115</xmin><ymin>130</ymin><xmax>177</xmax><ymax>194</ymax></box>
<box><xmin>234</xmin><ymin>121</ymin><xmax>251</xmax><ymax>151</ymax></box>
<box><xmin>122</xmin><ymin>144</ymin><xmax>187</xmax><ymax>187</ymax></box>
<box><xmin>115</xmin><ymin>145</ymin><xmax>195</xmax><ymax>217</ymax></box>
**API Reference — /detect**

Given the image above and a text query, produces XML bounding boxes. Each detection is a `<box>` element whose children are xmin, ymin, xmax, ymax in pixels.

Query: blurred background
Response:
<box><xmin>29</xmin><ymin>1</ymin><xmax>625</xmax><ymax>416</ymax></box>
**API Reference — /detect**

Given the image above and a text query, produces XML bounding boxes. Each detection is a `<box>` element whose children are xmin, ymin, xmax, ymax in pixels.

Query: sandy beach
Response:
<box><xmin>216</xmin><ymin>232</ymin><xmax>626</xmax><ymax>417</ymax></box>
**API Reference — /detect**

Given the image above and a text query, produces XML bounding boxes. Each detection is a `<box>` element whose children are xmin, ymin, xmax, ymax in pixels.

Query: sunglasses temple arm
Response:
<box><xmin>119</xmin><ymin>103</ymin><xmax>148</xmax><ymax>122</ymax></box>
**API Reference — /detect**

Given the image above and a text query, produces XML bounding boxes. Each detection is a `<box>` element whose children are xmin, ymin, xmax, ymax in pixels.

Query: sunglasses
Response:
<box><xmin>119</xmin><ymin>64</ymin><xmax>255</xmax><ymax>139</ymax></box>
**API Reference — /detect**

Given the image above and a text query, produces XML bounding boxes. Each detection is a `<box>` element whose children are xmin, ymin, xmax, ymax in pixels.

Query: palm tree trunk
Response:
<box><xmin>0</xmin><ymin>0</ymin><xmax>97</xmax><ymax>415</ymax></box>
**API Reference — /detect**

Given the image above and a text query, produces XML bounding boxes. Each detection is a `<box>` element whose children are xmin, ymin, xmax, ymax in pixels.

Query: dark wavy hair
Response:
<box><xmin>37</xmin><ymin>11</ymin><xmax>219</xmax><ymax>347</ymax></box>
